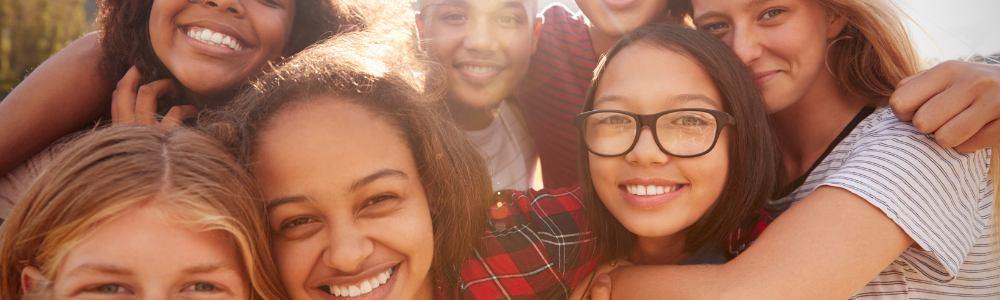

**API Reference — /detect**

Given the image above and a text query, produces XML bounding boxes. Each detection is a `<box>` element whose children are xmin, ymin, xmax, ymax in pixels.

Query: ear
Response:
<box><xmin>531</xmin><ymin>17</ymin><xmax>543</xmax><ymax>54</ymax></box>
<box><xmin>826</xmin><ymin>11</ymin><xmax>849</xmax><ymax>39</ymax></box>
<box><xmin>415</xmin><ymin>14</ymin><xmax>427</xmax><ymax>38</ymax></box>
<box><xmin>20</xmin><ymin>266</ymin><xmax>49</xmax><ymax>295</ymax></box>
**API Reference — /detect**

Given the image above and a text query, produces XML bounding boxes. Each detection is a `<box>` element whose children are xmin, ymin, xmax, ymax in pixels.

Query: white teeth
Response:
<box><xmin>461</xmin><ymin>65</ymin><xmax>499</xmax><ymax>74</ymax></box>
<box><xmin>185</xmin><ymin>27</ymin><xmax>242</xmax><ymax>51</ymax></box>
<box><xmin>325</xmin><ymin>267</ymin><xmax>394</xmax><ymax>297</ymax></box>
<box><xmin>626</xmin><ymin>184</ymin><xmax>679</xmax><ymax>196</ymax></box>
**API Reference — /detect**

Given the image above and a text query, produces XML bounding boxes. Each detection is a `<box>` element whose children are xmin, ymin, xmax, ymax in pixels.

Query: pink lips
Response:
<box><xmin>753</xmin><ymin>70</ymin><xmax>779</xmax><ymax>85</ymax></box>
<box><xmin>618</xmin><ymin>178</ymin><xmax>687</xmax><ymax>209</ymax></box>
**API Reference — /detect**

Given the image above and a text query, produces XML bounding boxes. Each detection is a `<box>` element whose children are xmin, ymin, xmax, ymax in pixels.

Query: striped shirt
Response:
<box><xmin>772</xmin><ymin>107</ymin><xmax>999</xmax><ymax>298</ymax></box>
<box><xmin>464</xmin><ymin>101</ymin><xmax>538</xmax><ymax>191</ymax></box>
<box><xmin>516</xmin><ymin>5</ymin><xmax>597</xmax><ymax>188</ymax></box>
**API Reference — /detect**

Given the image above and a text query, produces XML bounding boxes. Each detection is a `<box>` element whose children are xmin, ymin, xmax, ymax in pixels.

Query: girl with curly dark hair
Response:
<box><xmin>0</xmin><ymin>0</ymin><xmax>411</xmax><ymax>218</ymax></box>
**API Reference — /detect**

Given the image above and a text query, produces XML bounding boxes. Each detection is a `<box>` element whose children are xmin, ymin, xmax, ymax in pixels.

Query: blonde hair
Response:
<box><xmin>0</xmin><ymin>126</ymin><xmax>286</xmax><ymax>300</ymax></box>
<box><xmin>817</xmin><ymin>0</ymin><xmax>921</xmax><ymax>101</ymax></box>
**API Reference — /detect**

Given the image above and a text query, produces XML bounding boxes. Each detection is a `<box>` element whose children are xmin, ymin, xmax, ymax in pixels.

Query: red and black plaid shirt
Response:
<box><xmin>454</xmin><ymin>187</ymin><xmax>596</xmax><ymax>299</ymax></box>
<box><xmin>449</xmin><ymin>186</ymin><xmax>772</xmax><ymax>299</ymax></box>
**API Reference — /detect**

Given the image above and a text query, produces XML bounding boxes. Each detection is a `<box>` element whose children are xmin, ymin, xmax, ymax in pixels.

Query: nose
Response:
<box><xmin>200</xmin><ymin>0</ymin><xmax>245</xmax><ymax>16</ymax></box>
<box><xmin>624</xmin><ymin>127</ymin><xmax>669</xmax><ymax>166</ymax></box>
<box><xmin>730</xmin><ymin>26</ymin><xmax>762</xmax><ymax>65</ymax></box>
<box><xmin>323</xmin><ymin>222</ymin><xmax>374</xmax><ymax>274</ymax></box>
<box><xmin>463</xmin><ymin>18</ymin><xmax>499</xmax><ymax>54</ymax></box>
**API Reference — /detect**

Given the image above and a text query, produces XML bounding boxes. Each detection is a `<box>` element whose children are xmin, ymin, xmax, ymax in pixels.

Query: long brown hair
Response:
<box><xmin>0</xmin><ymin>125</ymin><xmax>286</xmax><ymax>300</ymax></box>
<box><xmin>580</xmin><ymin>24</ymin><xmax>783</xmax><ymax>263</ymax></box>
<box><xmin>202</xmin><ymin>31</ymin><xmax>491</xmax><ymax>294</ymax></box>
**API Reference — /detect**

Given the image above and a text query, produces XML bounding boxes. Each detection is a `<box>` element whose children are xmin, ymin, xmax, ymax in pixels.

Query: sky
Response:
<box><xmin>540</xmin><ymin>0</ymin><xmax>1000</xmax><ymax>63</ymax></box>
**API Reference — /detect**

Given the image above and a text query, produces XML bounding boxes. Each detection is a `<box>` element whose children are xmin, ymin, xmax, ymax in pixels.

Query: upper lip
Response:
<box><xmin>310</xmin><ymin>261</ymin><xmax>399</xmax><ymax>288</ymax></box>
<box><xmin>619</xmin><ymin>177</ymin><xmax>687</xmax><ymax>187</ymax></box>
<box><xmin>180</xmin><ymin>19</ymin><xmax>252</xmax><ymax>48</ymax></box>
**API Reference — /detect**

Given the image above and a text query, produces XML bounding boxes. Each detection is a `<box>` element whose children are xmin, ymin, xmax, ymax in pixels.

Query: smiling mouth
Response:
<box><xmin>185</xmin><ymin>26</ymin><xmax>243</xmax><ymax>51</ymax></box>
<box><xmin>318</xmin><ymin>266</ymin><xmax>395</xmax><ymax>298</ymax></box>
<box><xmin>454</xmin><ymin>63</ymin><xmax>504</xmax><ymax>82</ymax></box>
<box><xmin>624</xmin><ymin>184</ymin><xmax>683</xmax><ymax>196</ymax></box>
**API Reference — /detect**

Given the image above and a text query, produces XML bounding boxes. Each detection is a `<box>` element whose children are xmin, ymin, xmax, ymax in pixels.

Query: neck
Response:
<box><xmin>771</xmin><ymin>75</ymin><xmax>869</xmax><ymax>183</ymax></box>
<box><xmin>630</xmin><ymin>233</ymin><xmax>688</xmax><ymax>265</ymax></box>
<box><xmin>588</xmin><ymin>25</ymin><xmax>620</xmax><ymax>56</ymax></box>
<box><xmin>448</xmin><ymin>99</ymin><xmax>501</xmax><ymax>131</ymax></box>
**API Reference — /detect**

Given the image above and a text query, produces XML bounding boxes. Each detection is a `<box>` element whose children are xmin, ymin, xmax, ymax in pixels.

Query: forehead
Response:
<box><xmin>252</xmin><ymin>98</ymin><xmax>418</xmax><ymax>198</ymax></box>
<box><xmin>595</xmin><ymin>43</ymin><xmax>722</xmax><ymax>109</ymax></box>
<box><xmin>58</xmin><ymin>205</ymin><xmax>242</xmax><ymax>275</ymax></box>
<box><xmin>420</xmin><ymin>0</ymin><xmax>538</xmax><ymax>12</ymax></box>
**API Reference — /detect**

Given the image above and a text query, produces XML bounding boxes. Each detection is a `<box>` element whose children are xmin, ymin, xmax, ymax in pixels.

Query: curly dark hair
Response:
<box><xmin>95</xmin><ymin>0</ymin><xmax>375</xmax><ymax>106</ymax></box>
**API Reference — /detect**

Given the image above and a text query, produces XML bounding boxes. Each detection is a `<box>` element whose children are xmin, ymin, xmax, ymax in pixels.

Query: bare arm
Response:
<box><xmin>0</xmin><ymin>32</ymin><xmax>113</xmax><ymax>175</ymax></box>
<box><xmin>608</xmin><ymin>187</ymin><xmax>913</xmax><ymax>299</ymax></box>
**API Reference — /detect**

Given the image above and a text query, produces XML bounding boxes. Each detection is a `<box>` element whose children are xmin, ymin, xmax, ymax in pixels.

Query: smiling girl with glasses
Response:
<box><xmin>566</xmin><ymin>24</ymin><xmax>783</xmax><ymax>298</ymax></box>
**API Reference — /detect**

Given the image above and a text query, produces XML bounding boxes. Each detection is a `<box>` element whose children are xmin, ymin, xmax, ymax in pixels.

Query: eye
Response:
<box><xmin>596</xmin><ymin>114</ymin><xmax>632</xmax><ymax>125</ymax></box>
<box><xmin>258</xmin><ymin>0</ymin><xmax>283</xmax><ymax>8</ymax></box>
<box><xmin>86</xmin><ymin>283</ymin><xmax>132</xmax><ymax>294</ymax></box>
<box><xmin>698</xmin><ymin>22</ymin><xmax>730</xmax><ymax>36</ymax></box>
<box><xmin>759</xmin><ymin>7</ymin><xmax>786</xmax><ymax>21</ymax></box>
<box><xmin>440</xmin><ymin>12</ymin><xmax>468</xmax><ymax>25</ymax></box>
<box><xmin>364</xmin><ymin>194</ymin><xmax>398</xmax><ymax>208</ymax></box>
<box><xmin>496</xmin><ymin>14</ymin><xmax>524</xmax><ymax>27</ymax></box>
<box><xmin>280</xmin><ymin>216</ymin><xmax>318</xmax><ymax>231</ymax></box>
<box><xmin>182</xmin><ymin>281</ymin><xmax>223</xmax><ymax>293</ymax></box>
<box><xmin>672</xmin><ymin>115</ymin><xmax>711</xmax><ymax>127</ymax></box>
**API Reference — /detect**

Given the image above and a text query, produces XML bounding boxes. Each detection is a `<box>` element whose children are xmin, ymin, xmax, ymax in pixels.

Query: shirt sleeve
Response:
<box><xmin>818</xmin><ymin>110</ymin><xmax>993</xmax><ymax>282</ymax></box>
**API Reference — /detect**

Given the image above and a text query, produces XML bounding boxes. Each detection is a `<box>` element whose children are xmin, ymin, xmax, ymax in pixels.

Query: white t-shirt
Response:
<box><xmin>772</xmin><ymin>107</ymin><xmax>998</xmax><ymax>299</ymax></box>
<box><xmin>464</xmin><ymin>101</ymin><xmax>538</xmax><ymax>191</ymax></box>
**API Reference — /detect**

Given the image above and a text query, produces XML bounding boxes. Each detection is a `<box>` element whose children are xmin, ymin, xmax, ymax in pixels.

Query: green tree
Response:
<box><xmin>1</xmin><ymin>0</ymin><xmax>89</xmax><ymax>96</ymax></box>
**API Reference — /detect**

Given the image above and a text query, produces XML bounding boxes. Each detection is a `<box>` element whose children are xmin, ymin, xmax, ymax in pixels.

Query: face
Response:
<box><xmin>575</xmin><ymin>0</ymin><xmax>669</xmax><ymax>38</ymax></box>
<box><xmin>419</xmin><ymin>0</ymin><xmax>540</xmax><ymax>111</ymax></box>
<box><xmin>588</xmin><ymin>44</ymin><xmax>729</xmax><ymax>242</ymax></box>
<box><xmin>149</xmin><ymin>0</ymin><xmax>295</xmax><ymax>98</ymax></box>
<box><xmin>690</xmin><ymin>0</ymin><xmax>845</xmax><ymax>113</ymax></box>
<box><xmin>254</xmin><ymin>98</ymin><xmax>435</xmax><ymax>300</ymax></box>
<box><xmin>27</xmin><ymin>204</ymin><xmax>249</xmax><ymax>299</ymax></box>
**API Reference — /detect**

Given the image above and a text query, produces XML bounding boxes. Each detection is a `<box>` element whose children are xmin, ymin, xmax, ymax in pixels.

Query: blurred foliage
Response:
<box><xmin>1</xmin><ymin>0</ymin><xmax>89</xmax><ymax>96</ymax></box>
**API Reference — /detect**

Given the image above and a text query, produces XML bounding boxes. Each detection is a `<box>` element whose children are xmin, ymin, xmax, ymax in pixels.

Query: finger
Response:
<box><xmin>112</xmin><ymin>66</ymin><xmax>143</xmax><ymax>124</ymax></box>
<box><xmin>896</xmin><ymin>69</ymin><xmax>925</xmax><ymax>88</ymax></box>
<box><xmin>909</xmin><ymin>80</ymin><xmax>976</xmax><ymax>134</ymax></box>
<box><xmin>933</xmin><ymin>93</ymin><xmax>999</xmax><ymax>149</ymax></box>
<box><xmin>135</xmin><ymin>79</ymin><xmax>178</xmax><ymax>125</ymax></box>
<box><xmin>954</xmin><ymin>120</ymin><xmax>1000</xmax><ymax>153</ymax></box>
<box><xmin>159</xmin><ymin>105</ymin><xmax>198</xmax><ymax>129</ymax></box>
<box><xmin>889</xmin><ymin>62</ymin><xmax>960</xmax><ymax>121</ymax></box>
<box><xmin>588</xmin><ymin>274</ymin><xmax>613</xmax><ymax>300</ymax></box>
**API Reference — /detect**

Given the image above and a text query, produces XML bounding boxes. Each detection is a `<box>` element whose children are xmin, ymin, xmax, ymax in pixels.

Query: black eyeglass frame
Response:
<box><xmin>575</xmin><ymin>108</ymin><xmax>736</xmax><ymax>158</ymax></box>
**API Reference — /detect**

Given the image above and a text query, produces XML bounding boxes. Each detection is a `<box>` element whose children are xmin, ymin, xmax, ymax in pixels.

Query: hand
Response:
<box><xmin>111</xmin><ymin>66</ymin><xmax>197</xmax><ymax>129</ymax></box>
<box><xmin>570</xmin><ymin>258</ymin><xmax>633</xmax><ymax>300</ymax></box>
<box><xmin>890</xmin><ymin>60</ymin><xmax>1000</xmax><ymax>153</ymax></box>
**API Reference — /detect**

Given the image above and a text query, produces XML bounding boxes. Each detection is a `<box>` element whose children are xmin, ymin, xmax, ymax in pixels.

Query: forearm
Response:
<box><xmin>0</xmin><ymin>32</ymin><xmax>111</xmax><ymax>175</ymax></box>
<box><xmin>608</xmin><ymin>187</ymin><xmax>912</xmax><ymax>299</ymax></box>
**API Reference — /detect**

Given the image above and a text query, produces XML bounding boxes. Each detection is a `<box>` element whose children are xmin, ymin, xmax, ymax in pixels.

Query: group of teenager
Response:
<box><xmin>0</xmin><ymin>0</ymin><xmax>998</xmax><ymax>298</ymax></box>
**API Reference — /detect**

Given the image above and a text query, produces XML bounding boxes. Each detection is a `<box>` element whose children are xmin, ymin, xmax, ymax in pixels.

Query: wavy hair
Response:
<box><xmin>0</xmin><ymin>125</ymin><xmax>286</xmax><ymax>300</ymax></box>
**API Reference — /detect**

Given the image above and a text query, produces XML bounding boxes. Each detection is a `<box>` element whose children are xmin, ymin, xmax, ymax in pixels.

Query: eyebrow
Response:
<box><xmin>183</xmin><ymin>263</ymin><xmax>238</xmax><ymax>275</ymax></box>
<box><xmin>693</xmin><ymin>0</ymin><xmax>776</xmax><ymax>23</ymax></box>
<box><xmin>265</xmin><ymin>169</ymin><xmax>408</xmax><ymax>210</ymax></box>
<box><xmin>593</xmin><ymin>93</ymin><xmax>720</xmax><ymax>106</ymax></box>
<box><xmin>66</xmin><ymin>264</ymin><xmax>133</xmax><ymax>277</ymax></box>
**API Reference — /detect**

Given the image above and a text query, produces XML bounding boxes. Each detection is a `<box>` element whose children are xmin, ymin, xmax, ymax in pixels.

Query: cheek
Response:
<box><xmin>687</xmin><ymin>135</ymin><xmax>729</xmax><ymax>200</ymax></box>
<box><xmin>256</xmin><ymin>11</ymin><xmax>295</xmax><ymax>59</ymax></box>
<box><xmin>588</xmin><ymin>155</ymin><xmax>621</xmax><ymax>201</ymax></box>
<box><xmin>274</xmin><ymin>237</ymin><xmax>322</xmax><ymax>290</ymax></box>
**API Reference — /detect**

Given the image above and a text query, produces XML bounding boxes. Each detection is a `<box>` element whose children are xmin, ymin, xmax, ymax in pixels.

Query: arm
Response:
<box><xmin>608</xmin><ymin>187</ymin><xmax>912</xmax><ymax>299</ymax></box>
<box><xmin>890</xmin><ymin>61</ymin><xmax>1000</xmax><ymax>153</ymax></box>
<box><xmin>0</xmin><ymin>32</ymin><xmax>113</xmax><ymax>175</ymax></box>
